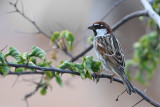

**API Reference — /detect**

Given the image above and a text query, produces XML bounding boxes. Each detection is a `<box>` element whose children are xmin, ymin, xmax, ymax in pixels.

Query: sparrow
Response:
<box><xmin>88</xmin><ymin>21</ymin><xmax>136</xmax><ymax>95</ymax></box>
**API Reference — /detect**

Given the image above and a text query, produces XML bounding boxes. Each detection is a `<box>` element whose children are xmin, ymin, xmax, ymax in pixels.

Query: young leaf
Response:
<box><xmin>86</xmin><ymin>70</ymin><xmax>92</xmax><ymax>80</ymax></box>
<box><xmin>40</xmin><ymin>85</ymin><xmax>47</xmax><ymax>95</ymax></box>
<box><xmin>73</xmin><ymin>63</ymin><xmax>85</xmax><ymax>79</ymax></box>
<box><xmin>56</xmin><ymin>75</ymin><xmax>63</xmax><ymax>86</ymax></box>
<box><xmin>21</xmin><ymin>52</ymin><xmax>29</xmax><ymax>61</ymax></box>
<box><xmin>29</xmin><ymin>46</ymin><xmax>46</xmax><ymax>61</ymax></box>
<box><xmin>83</xmin><ymin>56</ymin><xmax>93</xmax><ymax>72</ymax></box>
<box><xmin>2</xmin><ymin>65</ymin><xmax>9</xmax><ymax>76</ymax></box>
<box><xmin>51</xmin><ymin>32</ymin><xmax>60</xmax><ymax>42</ymax></box>
<box><xmin>60</xmin><ymin>30</ymin><xmax>75</xmax><ymax>51</ymax></box>
<box><xmin>45</xmin><ymin>71</ymin><xmax>54</xmax><ymax>79</ymax></box>
<box><xmin>58</xmin><ymin>60</ymin><xmax>72</xmax><ymax>70</ymax></box>
<box><xmin>0</xmin><ymin>52</ymin><xmax>6</xmax><ymax>65</ymax></box>
<box><xmin>29</xmin><ymin>57</ymin><xmax>37</xmax><ymax>65</ymax></box>
<box><xmin>91</xmin><ymin>60</ymin><xmax>101</xmax><ymax>73</ymax></box>
<box><xmin>5</xmin><ymin>47</ymin><xmax>22</xmax><ymax>63</ymax></box>
<box><xmin>37</xmin><ymin>61</ymin><xmax>52</xmax><ymax>67</ymax></box>
<box><xmin>15</xmin><ymin>68</ymin><xmax>24</xmax><ymax>72</ymax></box>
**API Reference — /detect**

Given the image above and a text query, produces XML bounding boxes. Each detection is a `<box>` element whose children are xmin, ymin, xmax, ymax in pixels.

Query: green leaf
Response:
<box><xmin>15</xmin><ymin>68</ymin><xmax>24</xmax><ymax>72</ymax></box>
<box><xmin>28</xmin><ymin>61</ymin><xmax>36</xmax><ymax>66</ymax></box>
<box><xmin>91</xmin><ymin>60</ymin><xmax>101</xmax><ymax>73</ymax></box>
<box><xmin>2</xmin><ymin>66</ymin><xmax>9</xmax><ymax>76</ymax></box>
<box><xmin>5</xmin><ymin>47</ymin><xmax>22</xmax><ymax>63</ymax></box>
<box><xmin>29</xmin><ymin>57</ymin><xmax>37</xmax><ymax>65</ymax></box>
<box><xmin>37</xmin><ymin>61</ymin><xmax>52</xmax><ymax>67</ymax></box>
<box><xmin>51</xmin><ymin>32</ymin><xmax>60</xmax><ymax>42</ymax></box>
<box><xmin>60</xmin><ymin>30</ymin><xmax>75</xmax><ymax>51</ymax></box>
<box><xmin>45</xmin><ymin>71</ymin><xmax>54</xmax><ymax>79</ymax></box>
<box><xmin>83</xmin><ymin>56</ymin><xmax>93</xmax><ymax>72</ymax></box>
<box><xmin>86</xmin><ymin>70</ymin><xmax>92</xmax><ymax>80</ymax></box>
<box><xmin>73</xmin><ymin>63</ymin><xmax>85</xmax><ymax>79</ymax></box>
<box><xmin>56</xmin><ymin>75</ymin><xmax>63</xmax><ymax>86</ymax></box>
<box><xmin>135</xmin><ymin>70</ymin><xmax>148</xmax><ymax>85</ymax></box>
<box><xmin>21</xmin><ymin>52</ymin><xmax>29</xmax><ymax>61</ymax></box>
<box><xmin>58</xmin><ymin>60</ymin><xmax>72</xmax><ymax>70</ymax></box>
<box><xmin>40</xmin><ymin>85</ymin><xmax>47</xmax><ymax>95</ymax></box>
<box><xmin>29</xmin><ymin>46</ymin><xmax>46</xmax><ymax>61</ymax></box>
<box><xmin>0</xmin><ymin>52</ymin><xmax>6</xmax><ymax>65</ymax></box>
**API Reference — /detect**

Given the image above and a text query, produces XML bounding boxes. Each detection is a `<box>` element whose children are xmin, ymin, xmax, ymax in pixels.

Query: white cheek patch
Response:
<box><xmin>96</xmin><ymin>29</ymin><xmax>108</xmax><ymax>36</ymax></box>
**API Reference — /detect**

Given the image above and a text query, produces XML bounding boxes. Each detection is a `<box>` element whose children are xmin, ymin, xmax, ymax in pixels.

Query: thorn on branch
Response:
<box><xmin>115</xmin><ymin>89</ymin><xmax>126</xmax><ymax>101</ymax></box>
<box><xmin>132</xmin><ymin>89</ymin><xmax>147</xmax><ymax>107</ymax></box>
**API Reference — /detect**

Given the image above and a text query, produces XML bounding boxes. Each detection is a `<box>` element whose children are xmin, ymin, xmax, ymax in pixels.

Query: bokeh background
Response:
<box><xmin>0</xmin><ymin>0</ymin><xmax>159</xmax><ymax>107</ymax></box>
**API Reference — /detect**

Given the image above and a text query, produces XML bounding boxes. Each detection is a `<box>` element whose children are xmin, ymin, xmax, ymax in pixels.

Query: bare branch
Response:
<box><xmin>101</xmin><ymin>0</ymin><xmax>126</xmax><ymax>21</ymax></box>
<box><xmin>8</xmin><ymin>0</ymin><xmax>73</xmax><ymax>58</ymax></box>
<box><xmin>112</xmin><ymin>10</ymin><xmax>148</xmax><ymax>31</ymax></box>
<box><xmin>24</xmin><ymin>78</ymin><xmax>44</xmax><ymax>107</ymax></box>
<box><xmin>11</xmin><ymin>75</ymin><xmax>19</xmax><ymax>88</ymax></box>
<box><xmin>0</xmin><ymin>63</ymin><xmax>160</xmax><ymax>107</ymax></box>
<box><xmin>141</xmin><ymin>0</ymin><xmax>160</xmax><ymax>28</ymax></box>
<box><xmin>71</xmin><ymin>45</ymin><xmax>93</xmax><ymax>62</ymax></box>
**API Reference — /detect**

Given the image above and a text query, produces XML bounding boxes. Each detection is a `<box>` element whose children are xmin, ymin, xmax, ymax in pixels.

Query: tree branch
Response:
<box><xmin>71</xmin><ymin>10</ymin><xmax>148</xmax><ymax>62</ymax></box>
<box><xmin>9</xmin><ymin>1</ymin><xmax>50</xmax><ymax>39</ymax></box>
<box><xmin>112</xmin><ymin>10</ymin><xmax>148</xmax><ymax>31</ymax></box>
<box><xmin>8</xmin><ymin>0</ymin><xmax>73</xmax><ymax>58</ymax></box>
<box><xmin>1</xmin><ymin>63</ymin><xmax>160</xmax><ymax>107</ymax></box>
<box><xmin>141</xmin><ymin>0</ymin><xmax>160</xmax><ymax>28</ymax></box>
<box><xmin>71</xmin><ymin>45</ymin><xmax>93</xmax><ymax>62</ymax></box>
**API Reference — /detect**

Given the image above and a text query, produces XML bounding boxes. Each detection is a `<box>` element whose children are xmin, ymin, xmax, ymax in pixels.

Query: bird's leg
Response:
<box><xmin>110</xmin><ymin>73</ymin><xmax>115</xmax><ymax>83</ymax></box>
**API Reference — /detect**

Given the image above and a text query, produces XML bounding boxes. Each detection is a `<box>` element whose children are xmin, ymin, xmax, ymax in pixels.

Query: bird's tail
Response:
<box><xmin>121</xmin><ymin>74</ymin><xmax>136</xmax><ymax>95</ymax></box>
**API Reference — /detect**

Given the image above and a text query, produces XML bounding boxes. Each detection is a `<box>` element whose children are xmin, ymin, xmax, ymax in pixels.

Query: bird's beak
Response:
<box><xmin>88</xmin><ymin>25</ymin><xmax>95</xmax><ymax>30</ymax></box>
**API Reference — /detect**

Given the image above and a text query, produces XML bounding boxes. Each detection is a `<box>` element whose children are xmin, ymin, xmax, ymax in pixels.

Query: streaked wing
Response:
<box><xmin>96</xmin><ymin>34</ymin><xmax>125</xmax><ymax>70</ymax></box>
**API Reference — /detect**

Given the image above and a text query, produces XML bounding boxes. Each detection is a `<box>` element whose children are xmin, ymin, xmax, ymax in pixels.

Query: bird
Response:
<box><xmin>88</xmin><ymin>21</ymin><xmax>136</xmax><ymax>95</ymax></box>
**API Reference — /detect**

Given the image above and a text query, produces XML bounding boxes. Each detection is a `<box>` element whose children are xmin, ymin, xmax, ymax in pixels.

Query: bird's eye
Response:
<box><xmin>93</xmin><ymin>24</ymin><xmax>102</xmax><ymax>29</ymax></box>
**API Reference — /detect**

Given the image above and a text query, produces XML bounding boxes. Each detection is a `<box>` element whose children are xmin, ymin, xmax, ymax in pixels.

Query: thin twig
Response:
<box><xmin>132</xmin><ymin>99</ymin><xmax>144</xmax><ymax>107</ymax></box>
<box><xmin>11</xmin><ymin>75</ymin><xmax>19</xmax><ymax>88</ymax></box>
<box><xmin>0</xmin><ymin>63</ymin><xmax>160</xmax><ymax>107</ymax></box>
<box><xmin>9</xmin><ymin>1</ymin><xmax>50</xmax><ymax>39</ymax></box>
<box><xmin>101</xmin><ymin>0</ymin><xmax>126</xmax><ymax>21</ymax></box>
<box><xmin>71</xmin><ymin>45</ymin><xmax>93</xmax><ymax>62</ymax></box>
<box><xmin>0</xmin><ymin>45</ymin><xmax>8</xmax><ymax>52</ymax></box>
<box><xmin>8</xmin><ymin>0</ymin><xmax>73</xmax><ymax>58</ymax></box>
<box><xmin>24</xmin><ymin>78</ymin><xmax>44</xmax><ymax>107</ymax></box>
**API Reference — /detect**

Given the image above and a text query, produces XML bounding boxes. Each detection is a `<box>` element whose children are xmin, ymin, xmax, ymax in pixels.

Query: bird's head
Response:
<box><xmin>88</xmin><ymin>21</ymin><xmax>112</xmax><ymax>36</ymax></box>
